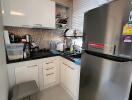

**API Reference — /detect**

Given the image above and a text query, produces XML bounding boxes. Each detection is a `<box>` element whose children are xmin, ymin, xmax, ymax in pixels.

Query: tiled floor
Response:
<box><xmin>31</xmin><ymin>85</ymin><xmax>73</xmax><ymax>100</ymax></box>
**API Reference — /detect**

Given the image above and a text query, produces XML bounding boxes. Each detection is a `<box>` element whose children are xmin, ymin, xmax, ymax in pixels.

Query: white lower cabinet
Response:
<box><xmin>61</xmin><ymin>58</ymin><xmax>80</xmax><ymax>100</ymax></box>
<box><xmin>8</xmin><ymin>56</ymin><xmax>80</xmax><ymax>100</ymax></box>
<box><xmin>15</xmin><ymin>64</ymin><xmax>39</xmax><ymax>86</ymax></box>
<box><xmin>43</xmin><ymin>57</ymin><xmax>60</xmax><ymax>89</ymax></box>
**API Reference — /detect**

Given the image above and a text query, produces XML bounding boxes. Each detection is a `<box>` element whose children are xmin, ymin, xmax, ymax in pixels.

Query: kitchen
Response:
<box><xmin>0</xmin><ymin>0</ymin><xmax>132</xmax><ymax>100</ymax></box>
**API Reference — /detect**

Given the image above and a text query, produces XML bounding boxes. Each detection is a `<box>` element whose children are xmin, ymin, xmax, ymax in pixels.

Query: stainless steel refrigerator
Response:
<box><xmin>80</xmin><ymin>0</ymin><xmax>132</xmax><ymax>100</ymax></box>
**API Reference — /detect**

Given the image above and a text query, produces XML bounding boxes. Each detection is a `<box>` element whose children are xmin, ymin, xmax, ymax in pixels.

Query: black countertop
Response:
<box><xmin>7</xmin><ymin>51</ymin><xmax>59</xmax><ymax>64</ymax></box>
<box><xmin>7</xmin><ymin>50</ymin><xmax>81</xmax><ymax>65</ymax></box>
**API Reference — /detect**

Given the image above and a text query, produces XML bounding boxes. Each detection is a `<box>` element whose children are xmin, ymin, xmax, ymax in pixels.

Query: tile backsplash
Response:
<box><xmin>5</xmin><ymin>26</ymin><xmax>64</xmax><ymax>49</ymax></box>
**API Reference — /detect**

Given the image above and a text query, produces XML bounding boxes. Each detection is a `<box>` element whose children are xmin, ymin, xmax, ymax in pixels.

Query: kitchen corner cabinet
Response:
<box><xmin>60</xmin><ymin>58</ymin><xmax>80</xmax><ymax>100</ymax></box>
<box><xmin>1</xmin><ymin>0</ymin><xmax>55</xmax><ymax>28</ymax></box>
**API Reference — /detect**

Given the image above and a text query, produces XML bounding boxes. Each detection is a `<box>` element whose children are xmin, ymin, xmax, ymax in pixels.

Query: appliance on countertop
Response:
<box><xmin>80</xmin><ymin>0</ymin><xmax>132</xmax><ymax>100</ymax></box>
<box><xmin>56</xmin><ymin>42</ymin><xmax>64</xmax><ymax>52</ymax></box>
<box><xmin>9</xmin><ymin>33</ymin><xmax>21</xmax><ymax>43</ymax></box>
<box><xmin>4</xmin><ymin>31</ymin><xmax>40</xmax><ymax>60</ymax></box>
<box><xmin>6</xmin><ymin>43</ymin><xmax>24</xmax><ymax>60</ymax></box>
<box><xmin>21</xmin><ymin>34</ymin><xmax>32</xmax><ymax>43</ymax></box>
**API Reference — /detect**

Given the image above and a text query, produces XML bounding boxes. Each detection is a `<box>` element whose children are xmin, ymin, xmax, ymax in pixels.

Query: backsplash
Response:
<box><xmin>4</xmin><ymin>26</ymin><xmax>64</xmax><ymax>49</ymax></box>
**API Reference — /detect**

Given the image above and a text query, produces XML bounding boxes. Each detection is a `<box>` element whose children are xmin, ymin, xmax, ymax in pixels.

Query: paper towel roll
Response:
<box><xmin>4</xmin><ymin>30</ymin><xmax>10</xmax><ymax>44</ymax></box>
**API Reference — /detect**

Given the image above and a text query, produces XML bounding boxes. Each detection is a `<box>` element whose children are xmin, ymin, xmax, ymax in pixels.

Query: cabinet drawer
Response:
<box><xmin>44</xmin><ymin>68</ymin><xmax>56</xmax><ymax>75</ymax></box>
<box><xmin>44</xmin><ymin>61</ymin><xmax>57</xmax><ymax>70</ymax></box>
<box><xmin>44</xmin><ymin>72</ymin><xmax>56</xmax><ymax>85</ymax></box>
<box><xmin>44</xmin><ymin>57</ymin><xmax>58</xmax><ymax>63</ymax></box>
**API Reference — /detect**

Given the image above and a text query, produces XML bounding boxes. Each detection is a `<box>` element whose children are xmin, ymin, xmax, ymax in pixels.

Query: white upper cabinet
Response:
<box><xmin>1</xmin><ymin>0</ymin><xmax>30</xmax><ymax>27</ymax></box>
<box><xmin>1</xmin><ymin>0</ymin><xmax>56</xmax><ymax>28</ymax></box>
<box><xmin>30</xmin><ymin>0</ymin><xmax>55</xmax><ymax>28</ymax></box>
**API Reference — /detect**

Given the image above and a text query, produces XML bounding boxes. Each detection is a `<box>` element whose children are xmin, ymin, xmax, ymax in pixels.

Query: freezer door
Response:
<box><xmin>83</xmin><ymin>0</ymin><xmax>132</xmax><ymax>56</ymax></box>
<box><xmin>79</xmin><ymin>52</ymin><xmax>132</xmax><ymax>100</ymax></box>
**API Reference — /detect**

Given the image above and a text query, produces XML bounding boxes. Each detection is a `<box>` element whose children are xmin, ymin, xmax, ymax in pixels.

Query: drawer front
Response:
<box><xmin>45</xmin><ymin>68</ymin><xmax>56</xmax><ymax>74</ymax></box>
<box><xmin>44</xmin><ymin>62</ymin><xmax>55</xmax><ymax>69</ymax></box>
<box><xmin>43</xmin><ymin>62</ymin><xmax>57</xmax><ymax>86</ymax></box>
<box><xmin>44</xmin><ymin>57</ymin><xmax>58</xmax><ymax>63</ymax></box>
<box><xmin>44</xmin><ymin>71</ymin><xmax>56</xmax><ymax>85</ymax></box>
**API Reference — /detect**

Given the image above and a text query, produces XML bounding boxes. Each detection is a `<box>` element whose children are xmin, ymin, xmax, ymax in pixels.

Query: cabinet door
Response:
<box><xmin>1</xmin><ymin>0</ymin><xmax>30</xmax><ymax>26</ymax></box>
<box><xmin>29</xmin><ymin>0</ymin><xmax>55</xmax><ymax>28</ymax></box>
<box><xmin>61</xmin><ymin>61</ymin><xmax>80</xmax><ymax>100</ymax></box>
<box><xmin>60</xmin><ymin>62</ymin><xmax>68</xmax><ymax>87</ymax></box>
<box><xmin>66</xmin><ymin>65</ymin><xmax>79</xmax><ymax>100</ymax></box>
<box><xmin>15</xmin><ymin>65</ymin><xmax>39</xmax><ymax>86</ymax></box>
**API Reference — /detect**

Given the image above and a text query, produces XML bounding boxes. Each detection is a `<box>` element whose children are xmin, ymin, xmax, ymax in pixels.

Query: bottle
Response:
<box><xmin>70</xmin><ymin>44</ymin><xmax>73</xmax><ymax>53</ymax></box>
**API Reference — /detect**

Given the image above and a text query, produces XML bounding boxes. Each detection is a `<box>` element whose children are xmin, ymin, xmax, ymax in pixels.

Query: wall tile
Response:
<box><xmin>5</xmin><ymin>26</ymin><xmax>64</xmax><ymax>49</ymax></box>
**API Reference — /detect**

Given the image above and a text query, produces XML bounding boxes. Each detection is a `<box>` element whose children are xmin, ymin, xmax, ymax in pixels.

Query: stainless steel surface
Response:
<box><xmin>81</xmin><ymin>0</ymin><xmax>132</xmax><ymax>100</ymax></box>
<box><xmin>83</xmin><ymin>0</ymin><xmax>132</xmax><ymax>57</ymax></box>
<box><xmin>79</xmin><ymin>52</ymin><xmax>132</xmax><ymax>100</ymax></box>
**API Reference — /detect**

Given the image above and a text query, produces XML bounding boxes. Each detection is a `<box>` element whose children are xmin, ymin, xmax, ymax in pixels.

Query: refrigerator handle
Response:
<box><xmin>113</xmin><ymin>45</ymin><xmax>116</xmax><ymax>55</ymax></box>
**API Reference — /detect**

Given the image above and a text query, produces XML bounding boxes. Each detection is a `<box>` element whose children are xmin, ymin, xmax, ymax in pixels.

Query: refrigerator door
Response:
<box><xmin>79</xmin><ymin>52</ymin><xmax>132</xmax><ymax>100</ymax></box>
<box><xmin>83</xmin><ymin>0</ymin><xmax>132</xmax><ymax>56</ymax></box>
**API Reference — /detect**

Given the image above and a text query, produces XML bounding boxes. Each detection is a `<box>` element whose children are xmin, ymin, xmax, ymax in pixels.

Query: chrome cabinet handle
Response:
<box><xmin>46</xmin><ymin>67</ymin><xmax>54</xmax><ymax>70</ymax></box>
<box><xmin>33</xmin><ymin>24</ymin><xmax>43</xmax><ymax>27</ymax></box>
<box><xmin>21</xmin><ymin>25</ymin><xmax>30</xmax><ymax>27</ymax></box>
<box><xmin>46</xmin><ymin>62</ymin><xmax>53</xmax><ymax>64</ymax></box>
<box><xmin>46</xmin><ymin>73</ymin><xmax>54</xmax><ymax>76</ymax></box>
<box><xmin>27</xmin><ymin>65</ymin><xmax>37</xmax><ymax>68</ymax></box>
<box><xmin>63</xmin><ymin>63</ymin><xmax>74</xmax><ymax>70</ymax></box>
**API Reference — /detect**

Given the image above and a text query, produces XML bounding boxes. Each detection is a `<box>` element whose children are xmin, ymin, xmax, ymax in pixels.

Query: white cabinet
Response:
<box><xmin>61</xmin><ymin>58</ymin><xmax>80</xmax><ymax>100</ymax></box>
<box><xmin>15</xmin><ymin>64</ymin><xmax>39</xmax><ymax>86</ymax></box>
<box><xmin>30</xmin><ymin>0</ymin><xmax>55</xmax><ymax>28</ymax></box>
<box><xmin>43</xmin><ymin>57</ymin><xmax>60</xmax><ymax>89</ymax></box>
<box><xmin>7</xmin><ymin>56</ymin><xmax>80</xmax><ymax>99</ymax></box>
<box><xmin>1</xmin><ymin>0</ymin><xmax>31</xmax><ymax>27</ymax></box>
<box><xmin>1</xmin><ymin>0</ymin><xmax>56</xmax><ymax>28</ymax></box>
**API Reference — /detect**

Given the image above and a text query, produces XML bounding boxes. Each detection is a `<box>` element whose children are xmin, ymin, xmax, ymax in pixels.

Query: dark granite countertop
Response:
<box><xmin>7</xmin><ymin>50</ymin><xmax>81</xmax><ymax>65</ymax></box>
<box><xmin>7</xmin><ymin>51</ymin><xmax>59</xmax><ymax>64</ymax></box>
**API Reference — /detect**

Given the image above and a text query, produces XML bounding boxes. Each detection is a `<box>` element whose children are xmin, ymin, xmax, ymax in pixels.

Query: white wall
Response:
<box><xmin>72</xmin><ymin>0</ymin><xmax>100</xmax><ymax>32</ymax></box>
<box><xmin>0</xmin><ymin>1</ymin><xmax>9</xmax><ymax>100</ymax></box>
<box><xmin>72</xmin><ymin>0</ymin><xmax>114</xmax><ymax>32</ymax></box>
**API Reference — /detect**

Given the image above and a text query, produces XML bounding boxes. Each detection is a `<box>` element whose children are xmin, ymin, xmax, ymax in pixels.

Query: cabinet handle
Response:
<box><xmin>27</xmin><ymin>65</ymin><xmax>37</xmax><ymax>68</ymax></box>
<box><xmin>33</xmin><ymin>24</ymin><xmax>43</xmax><ymax>27</ymax></box>
<box><xmin>46</xmin><ymin>73</ymin><xmax>54</xmax><ymax>76</ymax></box>
<box><xmin>22</xmin><ymin>25</ymin><xmax>30</xmax><ymax>27</ymax></box>
<box><xmin>46</xmin><ymin>62</ymin><xmax>53</xmax><ymax>64</ymax></box>
<box><xmin>46</xmin><ymin>67</ymin><xmax>54</xmax><ymax>70</ymax></box>
<box><xmin>63</xmin><ymin>63</ymin><xmax>74</xmax><ymax>70</ymax></box>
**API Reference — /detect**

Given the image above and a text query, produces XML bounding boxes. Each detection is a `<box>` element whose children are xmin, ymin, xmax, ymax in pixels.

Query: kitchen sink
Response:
<box><xmin>68</xmin><ymin>54</ymin><xmax>81</xmax><ymax>58</ymax></box>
